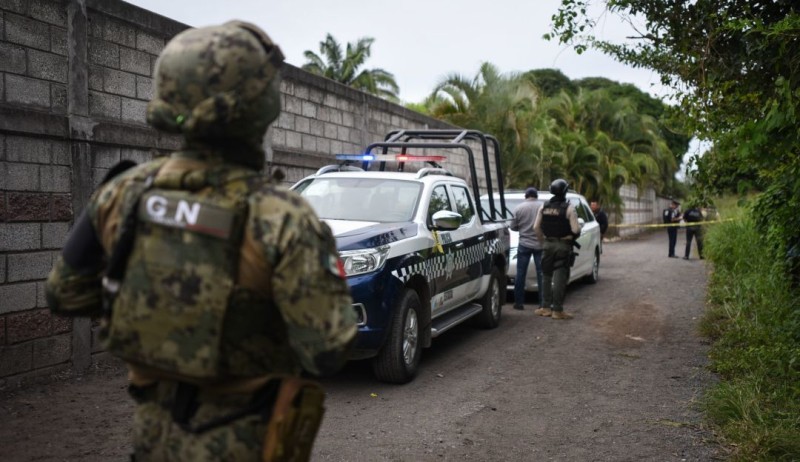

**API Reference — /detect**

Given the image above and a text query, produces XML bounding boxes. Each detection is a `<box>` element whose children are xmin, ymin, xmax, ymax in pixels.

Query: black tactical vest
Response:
<box><xmin>540</xmin><ymin>200</ymin><xmax>572</xmax><ymax>238</ymax></box>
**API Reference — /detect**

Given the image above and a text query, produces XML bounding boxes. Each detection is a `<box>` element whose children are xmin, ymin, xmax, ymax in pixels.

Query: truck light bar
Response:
<box><xmin>335</xmin><ymin>154</ymin><xmax>446</xmax><ymax>163</ymax></box>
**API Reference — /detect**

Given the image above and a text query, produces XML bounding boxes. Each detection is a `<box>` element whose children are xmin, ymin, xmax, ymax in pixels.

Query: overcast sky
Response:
<box><xmin>123</xmin><ymin>0</ymin><xmax>669</xmax><ymax>104</ymax></box>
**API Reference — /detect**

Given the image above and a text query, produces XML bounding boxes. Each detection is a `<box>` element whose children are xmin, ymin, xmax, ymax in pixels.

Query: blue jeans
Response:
<box><xmin>514</xmin><ymin>245</ymin><xmax>543</xmax><ymax>307</ymax></box>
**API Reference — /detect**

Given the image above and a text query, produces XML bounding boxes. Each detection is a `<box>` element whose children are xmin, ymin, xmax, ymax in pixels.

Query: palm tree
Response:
<box><xmin>428</xmin><ymin>63</ymin><xmax>543</xmax><ymax>189</ymax></box>
<box><xmin>302</xmin><ymin>34</ymin><xmax>399</xmax><ymax>101</ymax></box>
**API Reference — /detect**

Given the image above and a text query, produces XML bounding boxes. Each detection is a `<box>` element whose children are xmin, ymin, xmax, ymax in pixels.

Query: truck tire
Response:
<box><xmin>373</xmin><ymin>289</ymin><xmax>422</xmax><ymax>384</ymax></box>
<box><xmin>473</xmin><ymin>267</ymin><xmax>502</xmax><ymax>329</ymax></box>
<box><xmin>583</xmin><ymin>248</ymin><xmax>600</xmax><ymax>284</ymax></box>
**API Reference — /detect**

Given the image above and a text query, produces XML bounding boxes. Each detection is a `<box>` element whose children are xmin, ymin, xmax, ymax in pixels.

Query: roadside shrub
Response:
<box><xmin>700</xmin><ymin>199</ymin><xmax>800</xmax><ymax>461</ymax></box>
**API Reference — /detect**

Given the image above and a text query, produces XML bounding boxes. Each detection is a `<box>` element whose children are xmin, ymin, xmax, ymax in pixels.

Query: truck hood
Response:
<box><xmin>323</xmin><ymin>219</ymin><xmax>419</xmax><ymax>251</ymax></box>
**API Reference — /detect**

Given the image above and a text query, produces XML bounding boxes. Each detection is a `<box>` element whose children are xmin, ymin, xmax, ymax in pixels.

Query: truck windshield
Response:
<box><xmin>297</xmin><ymin>178</ymin><xmax>423</xmax><ymax>223</ymax></box>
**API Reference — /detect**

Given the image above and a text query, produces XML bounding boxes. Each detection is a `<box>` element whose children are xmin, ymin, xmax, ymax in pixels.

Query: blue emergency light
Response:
<box><xmin>334</xmin><ymin>154</ymin><xmax>446</xmax><ymax>163</ymax></box>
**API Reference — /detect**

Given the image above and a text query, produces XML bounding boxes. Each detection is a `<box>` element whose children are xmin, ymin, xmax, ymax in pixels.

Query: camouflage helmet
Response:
<box><xmin>147</xmin><ymin>21</ymin><xmax>284</xmax><ymax>146</ymax></box>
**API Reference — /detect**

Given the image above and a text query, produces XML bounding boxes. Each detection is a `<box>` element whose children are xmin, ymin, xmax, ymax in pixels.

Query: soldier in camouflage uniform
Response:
<box><xmin>46</xmin><ymin>21</ymin><xmax>357</xmax><ymax>461</ymax></box>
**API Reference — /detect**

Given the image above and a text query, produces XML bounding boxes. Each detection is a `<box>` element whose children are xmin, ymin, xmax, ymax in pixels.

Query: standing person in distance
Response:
<box><xmin>683</xmin><ymin>202</ymin><xmax>705</xmax><ymax>260</ymax></box>
<box><xmin>510</xmin><ymin>187</ymin><xmax>544</xmax><ymax>311</ymax></box>
<box><xmin>590</xmin><ymin>200</ymin><xmax>608</xmax><ymax>245</ymax></box>
<box><xmin>533</xmin><ymin>179</ymin><xmax>580</xmax><ymax>320</ymax></box>
<box><xmin>663</xmin><ymin>199</ymin><xmax>682</xmax><ymax>258</ymax></box>
<box><xmin>45</xmin><ymin>21</ymin><xmax>357</xmax><ymax>462</ymax></box>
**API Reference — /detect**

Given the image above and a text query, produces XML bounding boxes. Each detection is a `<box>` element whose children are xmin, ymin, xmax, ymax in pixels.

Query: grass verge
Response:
<box><xmin>699</xmin><ymin>198</ymin><xmax>800</xmax><ymax>461</ymax></box>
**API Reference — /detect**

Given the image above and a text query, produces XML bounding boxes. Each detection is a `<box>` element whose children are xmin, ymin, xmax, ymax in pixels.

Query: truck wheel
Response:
<box><xmin>474</xmin><ymin>267</ymin><xmax>502</xmax><ymax>329</ymax></box>
<box><xmin>373</xmin><ymin>289</ymin><xmax>422</xmax><ymax>384</ymax></box>
<box><xmin>584</xmin><ymin>249</ymin><xmax>600</xmax><ymax>284</ymax></box>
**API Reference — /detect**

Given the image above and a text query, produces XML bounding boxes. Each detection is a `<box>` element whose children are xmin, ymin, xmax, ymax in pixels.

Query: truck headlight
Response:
<box><xmin>339</xmin><ymin>246</ymin><xmax>390</xmax><ymax>276</ymax></box>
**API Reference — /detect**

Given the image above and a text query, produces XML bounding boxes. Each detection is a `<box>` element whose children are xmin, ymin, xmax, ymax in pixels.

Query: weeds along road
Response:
<box><xmin>0</xmin><ymin>231</ymin><xmax>721</xmax><ymax>461</ymax></box>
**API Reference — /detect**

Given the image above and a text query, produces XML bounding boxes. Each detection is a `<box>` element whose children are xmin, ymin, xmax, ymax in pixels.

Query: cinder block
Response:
<box><xmin>302</xmin><ymin>134</ymin><xmax>317</xmax><ymax>151</ymax></box>
<box><xmin>270</xmin><ymin>127</ymin><xmax>286</xmax><ymax>146</ymax></box>
<box><xmin>308</xmin><ymin>88</ymin><xmax>324</xmax><ymax>104</ymax></box>
<box><xmin>42</xmin><ymin>222</ymin><xmax>69</xmax><ymax>249</ymax></box>
<box><xmin>102</xmin><ymin>68</ymin><xmax>136</xmax><ymax>97</ymax></box>
<box><xmin>337</xmin><ymin>125</ymin><xmax>351</xmax><ymax>142</ymax></box>
<box><xmin>0</xmin><ymin>342</ymin><xmax>33</xmax><ymax>376</ymax></box>
<box><xmin>0</xmin><ymin>282</ymin><xmax>38</xmax><ymax>314</ymax></box>
<box><xmin>328</xmin><ymin>110</ymin><xmax>343</xmax><ymax>125</ymax></box>
<box><xmin>120</xmin><ymin>47</ymin><xmax>151</xmax><ymax>76</ymax></box>
<box><xmin>39</xmin><ymin>165</ymin><xmax>71</xmax><ymax>193</ymax></box>
<box><xmin>295</xmin><ymin>116</ymin><xmax>310</xmax><ymax>134</ymax></box>
<box><xmin>6</xmin><ymin>74</ymin><xmax>51</xmax><ymax>109</ymax></box>
<box><xmin>6</xmin><ymin>192</ymin><xmax>50</xmax><ymax>221</ymax></box>
<box><xmin>0</xmin><ymin>255</ymin><xmax>6</xmax><ymax>283</ymax></box>
<box><xmin>0</xmin><ymin>316</ymin><xmax>5</xmax><ymax>344</ymax></box>
<box><xmin>36</xmin><ymin>281</ymin><xmax>46</xmax><ymax>308</ymax></box>
<box><xmin>121</xmin><ymin>97</ymin><xmax>147</xmax><ymax>124</ymax></box>
<box><xmin>51</xmin><ymin>83</ymin><xmax>66</xmax><ymax>114</ymax></box>
<box><xmin>7</xmin><ymin>251</ymin><xmax>53</xmax><ymax>282</ymax></box>
<box><xmin>30</xmin><ymin>0</ymin><xmax>67</xmax><ymax>27</ymax></box>
<box><xmin>136</xmin><ymin>31</ymin><xmax>164</xmax><ymax>55</ymax></box>
<box><xmin>6</xmin><ymin>308</ymin><xmax>49</xmax><ymax>342</ymax></box>
<box><xmin>301</xmin><ymin>101</ymin><xmax>317</xmax><ymax>118</ymax></box>
<box><xmin>51</xmin><ymin>195</ymin><xmax>72</xmax><ymax>221</ymax></box>
<box><xmin>293</xmin><ymin>85</ymin><xmax>308</xmax><ymax>100</ymax></box>
<box><xmin>88</xmin><ymin>38</ymin><xmax>119</xmax><ymax>68</ymax></box>
<box><xmin>88</xmin><ymin>64</ymin><xmax>103</xmax><ymax>91</ymax></box>
<box><xmin>286</xmin><ymin>131</ymin><xmax>302</xmax><ymax>149</ymax></box>
<box><xmin>33</xmin><ymin>333</ymin><xmax>71</xmax><ymax>368</ymax></box>
<box><xmin>324</xmin><ymin>122</ymin><xmax>338</xmax><ymax>139</ymax></box>
<box><xmin>274</xmin><ymin>112</ymin><xmax>295</xmax><ymax>130</ymax></box>
<box><xmin>51</xmin><ymin>141</ymin><xmax>69</xmax><ymax>165</ymax></box>
<box><xmin>51</xmin><ymin>312</ymin><xmax>71</xmax><ymax>334</ymax></box>
<box><xmin>0</xmin><ymin>42</ymin><xmax>27</xmax><ymax>74</ymax></box>
<box><xmin>5</xmin><ymin>13</ymin><xmax>50</xmax><ymax>51</ymax></box>
<box><xmin>316</xmin><ymin>137</ymin><xmax>331</xmax><ymax>154</ymax></box>
<box><xmin>92</xmin><ymin>145</ymin><xmax>121</xmax><ymax>168</ymax></box>
<box><xmin>50</xmin><ymin>25</ymin><xmax>67</xmax><ymax>56</ymax></box>
<box><xmin>342</xmin><ymin>112</ymin><xmax>355</xmax><ymax>127</ymax></box>
<box><xmin>310</xmin><ymin>120</ymin><xmax>324</xmax><ymax>137</ymax></box>
<box><xmin>6</xmin><ymin>136</ymin><xmax>51</xmax><ymax>163</ymax></box>
<box><xmin>5</xmin><ymin>163</ymin><xmax>40</xmax><ymax>191</ymax></box>
<box><xmin>89</xmin><ymin>90</ymin><xmax>121</xmax><ymax>119</ymax></box>
<box><xmin>27</xmin><ymin>48</ymin><xmax>67</xmax><ymax>83</ymax></box>
<box><xmin>284</xmin><ymin>95</ymin><xmax>301</xmax><ymax>114</ymax></box>
<box><xmin>323</xmin><ymin>93</ymin><xmax>337</xmax><ymax>108</ymax></box>
<box><xmin>0</xmin><ymin>0</ymin><xmax>28</xmax><ymax>14</ymax></box>
<box><xmin>135</xmin><ymin>75</ymin><xmax>153</xmax><ymax>100</ymax></box>
<box><xmin>103</xmin><ymin>18</ymin><xmax>136</xmax><ymax>48</ymax></box>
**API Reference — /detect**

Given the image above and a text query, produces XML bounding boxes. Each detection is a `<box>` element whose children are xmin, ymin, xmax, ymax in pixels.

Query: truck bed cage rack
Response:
<box><xmin>365</xmin><ymin>129</ymin><xmax>507</xmax><ymax>223</ymax></box>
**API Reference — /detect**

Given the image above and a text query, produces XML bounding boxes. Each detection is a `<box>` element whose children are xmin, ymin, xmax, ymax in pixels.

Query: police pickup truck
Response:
<box><xmin>292</xmin><ymin>130</ymin><xmax>511</xmax><ymax>383</ymax></box>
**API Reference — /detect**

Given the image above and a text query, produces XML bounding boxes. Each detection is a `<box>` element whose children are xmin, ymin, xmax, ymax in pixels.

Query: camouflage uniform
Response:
<box><xmin>46</xmin><ymin>22</ymin><xmax>356</xmax><ymax>461</ymax></box>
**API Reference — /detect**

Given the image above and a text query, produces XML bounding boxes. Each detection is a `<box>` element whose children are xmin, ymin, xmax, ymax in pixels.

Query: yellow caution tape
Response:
<box><xmin>609</xmin><ymin>218</ymin><xmax>734</xmax><ymax>229</ymax></box>
<box><xmin>432</xmin><ymin>230</ymin><xmax>444</xmax><ymax>253</ymax></box>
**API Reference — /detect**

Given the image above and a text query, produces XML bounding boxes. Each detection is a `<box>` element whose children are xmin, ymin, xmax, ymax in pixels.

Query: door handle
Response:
<box><xmin>455</xmin><ymin>242</ymin><xmax>465</xmax><ymax>249</ymax></box>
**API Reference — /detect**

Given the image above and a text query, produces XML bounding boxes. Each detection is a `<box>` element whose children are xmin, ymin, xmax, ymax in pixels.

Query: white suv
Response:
<box><xmin>482</xmin><ymin>190</ymin><xmax>601</xmax><ymax>294</ymax></box>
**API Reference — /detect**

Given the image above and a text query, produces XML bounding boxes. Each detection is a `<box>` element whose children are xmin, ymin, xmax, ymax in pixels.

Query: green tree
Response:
<box><xmin>428</xmin><ymin>63</ymin><xmax>545</xmax><ymax>189</ymax></box>
<box><xmin>302</xmin><ymin>34</ymin><xmax>400</xmax><ymax>101</ymax></box>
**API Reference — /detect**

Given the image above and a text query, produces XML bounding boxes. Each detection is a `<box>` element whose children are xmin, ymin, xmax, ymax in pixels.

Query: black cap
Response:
<box><xmin>524</xmin><ymin>187</ymin><xmax>538</xmax><ymax>198</ymax></box>
<box><xmin>671</xmin><ymin>198</ymin><xmax>680</xmax><ymax>205</ymax></box>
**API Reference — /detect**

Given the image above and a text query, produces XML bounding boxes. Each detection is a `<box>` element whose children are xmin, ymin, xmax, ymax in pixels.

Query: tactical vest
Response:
<box><xmin>684</xmin><ymin>208</ymin><xmax>703</xmax><ymax>223</ymax></box>
<box><xmin>662</xmin><ymin>208</ymin><xmax>673</xmax><ymax>224</ymax></box>
<box><xmin>105</xmin><ymin>163</ymin><xmax>283</xmax><ymax>383</ymax></box>
<box><xmin>540</xmin><ymin>200</ymin><xmax>572</xmax><ymax>238</ymax></box>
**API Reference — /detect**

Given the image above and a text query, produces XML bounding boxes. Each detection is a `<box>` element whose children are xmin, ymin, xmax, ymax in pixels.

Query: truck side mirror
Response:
<box><xmin>431</xmin><ymin>210</ymin><xmax>462</xmax><ymax>230</ymax></box>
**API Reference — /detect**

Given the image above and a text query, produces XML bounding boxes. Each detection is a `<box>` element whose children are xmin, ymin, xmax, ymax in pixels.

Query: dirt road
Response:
<box><xmin>0</xmin><ymin>231</ymin><xmax>722</xmax><ymax>461</ymax></box>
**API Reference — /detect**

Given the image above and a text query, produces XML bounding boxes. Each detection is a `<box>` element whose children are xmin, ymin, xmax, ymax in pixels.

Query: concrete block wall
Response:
<box><xmin>0</xmin><ymin>0</ymin><xmax>184</xmax><ymax>388</ymax></box>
